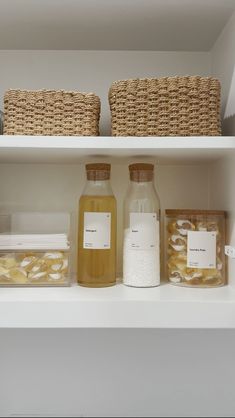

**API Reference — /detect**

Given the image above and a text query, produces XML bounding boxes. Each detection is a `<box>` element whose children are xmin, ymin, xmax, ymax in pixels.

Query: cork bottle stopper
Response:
<box><xmin>86</xmin><ymin>163</ymin><xmax>111</xmax><ymax>181</ymax></box>
<box><xmin>129</xmin><ymin>163</ymin><xmax>154</xmax><ymax>182</ymax></box>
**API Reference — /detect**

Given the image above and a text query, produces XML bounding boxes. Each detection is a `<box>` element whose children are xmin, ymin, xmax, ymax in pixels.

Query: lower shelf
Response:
<box><xmin>0</xmin><ymin>283</ymin><xmax>235</xmax><ymax>329</ymax></box>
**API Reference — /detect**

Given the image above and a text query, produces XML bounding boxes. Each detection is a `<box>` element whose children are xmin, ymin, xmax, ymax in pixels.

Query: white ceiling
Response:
<box><xmin>0</xmin><ymin>0</ymin><xmax>235</xmax><ymax>51</ymax></box>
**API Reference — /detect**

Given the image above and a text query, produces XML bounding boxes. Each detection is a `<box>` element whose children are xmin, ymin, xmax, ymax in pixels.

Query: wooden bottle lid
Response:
<box><xmin>165</xmin><ymin>209</ymin><xmax>226</xmax><ymax>217</ymax></box>
<box><xmin>129</xmin><ymin>163</ymin><xmax>154</xmax><ymax>171</ymax></box>
<box><xmin>129</xmin><ymin>163</ymin><xmax>154</xmax><ymax>182</ymax></box>
<box><xmin>86</xmin><ymin>163</ymin><xmax>111</xmax><ymax>180</ymax></box>
<box><xmin>86</xmin><ymin>163</ymin><xmax>111</xmax><ymax>171</ymax></box>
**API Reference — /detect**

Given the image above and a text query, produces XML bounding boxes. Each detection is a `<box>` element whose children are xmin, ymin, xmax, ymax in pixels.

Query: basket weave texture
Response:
<box><xmin>4</xmin><ymin>89</ymin><xmax>100</xmax><ymax>136</ymax></box>
<box><xmin>109</xmin><ymin>76</ymin><xmax>221</xmax><ymax>136</ymax></box>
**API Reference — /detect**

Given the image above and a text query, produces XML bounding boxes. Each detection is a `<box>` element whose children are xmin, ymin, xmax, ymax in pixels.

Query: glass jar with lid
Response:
<box><xmin>165</xmin><ymin>209</ymin><xmax>226</xmax><ymax>287</ymax></box>
<box><xmin>78</xmin><ymin>163</ymin><xmax>117</xmax><ymax>287</ymax></box>
<box><xmin>123</xmin><ymin>163</ymin><xmax>161</xmax><ymax>287</ymax></box>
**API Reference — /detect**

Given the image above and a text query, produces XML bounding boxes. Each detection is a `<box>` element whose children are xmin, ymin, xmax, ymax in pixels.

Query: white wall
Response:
<box><xmin>0</xmin><ymin>50</ymin><xmax>211</xmax><ymax>135</ymax></box>
<box><xmin>212</xmin><ymin>10</ymin><xmax>235</xmax><ymax>134</ymax></box>
<box><xmin>209</xmin><ymin>154</ymin><xmax>235</xmax><ymax>286</ymax></box>
<box><xmin>211</xmin><ymin>9</ymin><xmax>235</xmax><ymax>283</ymax></box>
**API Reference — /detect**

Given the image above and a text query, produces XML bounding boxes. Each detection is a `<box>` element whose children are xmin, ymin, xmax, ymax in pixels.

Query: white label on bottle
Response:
<box><xmin>187</xmin><ymin>231</ymin><xmax>216</xmax><ymax>269</ymax></box>
<box><xmin>129</xmin><ymin>213</ymin><xmax>159</xmax><ymax>250</ymax></box>
<box><xmin>83</xmin><ymin>212</ymin><xmax>111</xmax><ymax>250</ymax></box>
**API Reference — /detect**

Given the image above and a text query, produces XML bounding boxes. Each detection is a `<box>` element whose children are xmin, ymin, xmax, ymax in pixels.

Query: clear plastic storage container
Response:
<box><xmin>0</xmin><ymin>212</ymin><xmax>71</xmax><ymax>287</ymax></box>
<box><xmin>165</xmin><ymin>209</ymin><xmax>226</xmax><ymax>287</ymax></box>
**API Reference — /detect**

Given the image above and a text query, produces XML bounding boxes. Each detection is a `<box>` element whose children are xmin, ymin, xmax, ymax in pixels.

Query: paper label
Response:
<box><xmin>83</xmin><ymin>212</ymin><xmax>111</xmax><ymax>250</ymax></box>
<box><xmin>187</xmin><ymin>231</ymin><xmax>216</xmax><ymax>269</ymax></box>
<box><xmin>129</xmin><ymin>213</ymin><xmax>159</xmax><ymax>250</ymax></box>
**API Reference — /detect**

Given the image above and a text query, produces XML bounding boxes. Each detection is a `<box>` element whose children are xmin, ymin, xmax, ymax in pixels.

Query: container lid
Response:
<box><xmin>86</xmin><ymin>163</ymin><xmax>111</xmax><ymax>180</ymax></box>
<box><xmin>86</xmin><ymin>163</ymin><xmax>111</xmax><ymax>171</ymax></box>
<box><xmin>129</xmin><ymin>163</ymin><xmax>154</xmax><ymax>182</ymax></box>
<box><xmin>129</xmin><ymin>163</ymin><xmax>154</xmax><ymax>171</ymax></box>
<box><xmin>0</xmin><ymin>234</ymin><xmax>70</xmax><ymax>251</ymax></box>
<box><xmin>165</xmin><ymin>209</ymin><xmax>226</xmax><ymax>217</ymax></box>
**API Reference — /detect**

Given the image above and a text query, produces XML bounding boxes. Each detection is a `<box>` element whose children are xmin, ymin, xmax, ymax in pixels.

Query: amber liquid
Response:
<box><xmin>78</xmin><ymin>195</ymin><xmax>117</xmax><ymax>287</ymax></box>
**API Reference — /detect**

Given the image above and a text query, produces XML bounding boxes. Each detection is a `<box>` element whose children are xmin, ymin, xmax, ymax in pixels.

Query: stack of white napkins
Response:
<box><xmin>0</xmin><ymin>234</ymin><xmax>70</xmax><ymax>251</ymax></box>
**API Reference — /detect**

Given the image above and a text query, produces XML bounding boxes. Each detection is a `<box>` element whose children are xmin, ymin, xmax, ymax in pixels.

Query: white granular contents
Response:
<box><xmin>123</xmin><ymin>229</ymin><xmax>160</xmax><ymax>287</ymax></box>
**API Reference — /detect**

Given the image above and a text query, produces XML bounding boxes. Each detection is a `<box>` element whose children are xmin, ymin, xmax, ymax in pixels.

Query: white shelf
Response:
<box><xmin>0</xmin><ymin>283</ymin><xmax>235</xmax><ymax>329</ymax></box>
<box><xmin>0</xmin><ymin>136</ymin><xmax>235</xmax><ymax>164</ymax></box>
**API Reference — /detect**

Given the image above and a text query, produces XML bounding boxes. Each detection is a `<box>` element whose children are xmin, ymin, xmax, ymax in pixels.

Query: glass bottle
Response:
<box><xmin>78</xmin><ymin>163</ymin><xmax>117</xmax><ymax>287</ymax></box>
<box><xmin>123</xmin><ymin>163</ymin><xmax>161</xmax><ymax>287</ymax></box>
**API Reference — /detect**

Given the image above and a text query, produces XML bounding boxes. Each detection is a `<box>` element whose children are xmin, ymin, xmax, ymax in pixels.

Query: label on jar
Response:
<box><xmin>128</xmin><ymin>213</ymin><xmax>159</xmax><ymax>250</ymax></box>
<box><xmin>83</xmin><ymin>212</ymin><xmax>111</xmax><ymax>250</ymax></box>
<box><xmin>187</xmin><ymin>231</ymin><xmax>216</xmax><ymax>269</ymax></box>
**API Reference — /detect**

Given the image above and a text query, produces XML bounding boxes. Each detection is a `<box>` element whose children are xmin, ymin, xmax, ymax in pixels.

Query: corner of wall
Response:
<box><xmin>211</xmin><ymin>11</ymin><xmax>235</xmax><ymax>135</ymax></box>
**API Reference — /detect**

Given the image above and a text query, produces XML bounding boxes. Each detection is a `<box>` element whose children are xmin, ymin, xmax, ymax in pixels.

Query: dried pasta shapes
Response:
<box><xmin>166</xmin><ymin>210</ymin><xmax>226</xmax><ymax>288</ymax></box>
<box><xmin>0</xmin><ymin>251</ymin><xmax>69</xmax><ymax>286</ymax></box>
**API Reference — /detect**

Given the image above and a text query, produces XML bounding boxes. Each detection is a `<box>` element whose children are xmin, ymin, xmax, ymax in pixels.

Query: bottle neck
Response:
<box><xmin>125</xmin><ymin>178</ymin><xmax>160</xmax><ymax>215</ymax></box>
<box><xmin>130</xmin><ymin>180</ymin><xmax>155</xmax><ymax>190</ymax></box>
<box><xmin>83</xmin><ymin>179</ymin><xmax>114</xmax><ymax>196</ymax></box>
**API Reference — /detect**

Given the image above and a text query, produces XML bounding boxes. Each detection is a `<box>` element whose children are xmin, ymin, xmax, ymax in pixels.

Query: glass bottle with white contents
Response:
<box><xmin>78</xmin><ymin>163</ymin><xmax>117</xmax><ymax>287</ymax></box>
<box><xmin>123</xmin><ymin>163</ymin><xmax>161</xmax><ymax>287</ymax></box>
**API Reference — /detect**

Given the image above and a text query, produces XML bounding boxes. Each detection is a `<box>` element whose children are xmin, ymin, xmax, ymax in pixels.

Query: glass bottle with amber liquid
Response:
<box><xmin>78</xmin><ymin>163</ymin><xmax>117</xmax><ymax>287</ymax></box>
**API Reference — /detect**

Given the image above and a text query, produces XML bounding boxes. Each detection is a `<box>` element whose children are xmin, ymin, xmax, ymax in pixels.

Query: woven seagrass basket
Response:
<box><xmin>4</xmin><ymin>89</ymin><xmax>101</xmax><ymax>136</ymax></box>
<box><xmin>109</xmin><ymin>76</ymin><xmax>221</xmax><ymax>136</ymax></box>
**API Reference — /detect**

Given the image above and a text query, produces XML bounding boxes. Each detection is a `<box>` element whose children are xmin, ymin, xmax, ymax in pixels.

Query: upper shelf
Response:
<box><xmin>0</xmin><ymin>283</ymin><xmax>235</xmax><ymax>329</ymax></box>
<box><xmin>0</xmin><ymin>0</ymin><xmax>234</xmax><ymax>51</ymax></box>
<box><xmin>0</xmin><ymin>136</ymin><xmax>235</xmax><ymax>165</ymax></box>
